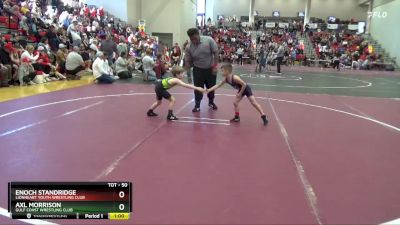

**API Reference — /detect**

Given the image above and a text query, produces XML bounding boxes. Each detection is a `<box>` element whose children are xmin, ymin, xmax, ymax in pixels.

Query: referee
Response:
<box><xmin>184</xmin><ymin>28</ymin><xmax>219</xmax><ymax>112</ymax></box>
<box><xmin>276</xmin><ymin>42</ymin><xmax>284</xmax><ymax>75</ymax></box>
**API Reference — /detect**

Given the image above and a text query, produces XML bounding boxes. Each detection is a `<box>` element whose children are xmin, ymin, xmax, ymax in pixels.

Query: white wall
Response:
<box><xmin>370</xmin><ymin>0</ymin><xmax>400</xmax><ymax>66</ymax></box>
<box><xmin>373</xmin><ymin>0</ymin><xmax>397</xmax><ymax>7</ymax></box>
<box><xmin>213</xmin><ymin>0</ymin><xmax>249</xmax><ymax>20</ymax></box>
<box><xmin>88</xmin><ymin>0</ymin><xmax>196</xmax><ymax>46</ymax></box>
<box><xmin>310</xmin><ymin>0</ymin><xmax>368</xmax><ymax>21</ymax></box>
<box><xmin>86</xmin><ymin>0</ymin><xmax>128</xmax><ymax>22</ymax></box>
<box><xmin>205</xmin><ymin>0</ymin><xmax>215</xmax><ymax>22</ymax></box>
<box><xmin>212</xmin><ymin>0</ymin><xmax>368</xmax><ymax>21</ymax></box>
<box><xmin>180</xmin><ymin>0</ymin><xmax>197</xmax><ymax>44</ymax></box>
<box><xmin>141</xmin><ymin>0</ymin><xmax>179</xmax><ymax>43</ymax></box>
<box><xmin>256</xmin><ymin>0</ymin><xmax>306</xmax><ymax>18</ymax></box>
<box><xmin>141</xmin><ymin>0</ymin><xmax>196</xmax><ymax>46</ymax></box>
<box><xmin>127</xmin><ymin>0</ymin><xmax>142</xmax><ymax>26</ymax></box>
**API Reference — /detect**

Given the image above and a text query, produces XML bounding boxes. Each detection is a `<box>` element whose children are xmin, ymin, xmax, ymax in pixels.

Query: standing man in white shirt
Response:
<box><xmin>276</xmin><ymin>42</ymin><xmax>285</xmax><ymax>75</ymax></box>
<box><xmin>236</xmin><ymin>46</ymin><xmax>244</xmax><ymax>65</ymax></box>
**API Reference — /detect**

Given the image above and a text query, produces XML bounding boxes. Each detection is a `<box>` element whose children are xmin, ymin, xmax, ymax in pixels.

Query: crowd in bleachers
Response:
<box><xmin>198</xmin><ymin>23</ymin><xmax>306</xmax><ymax>73</ymax></box>
<box><xmin>203</xmin><ymin>27</ymin><xmax>253</xmax><ymax>64</ymax></box>
<box><xmin>0</xmin><ymin>0</ymin><xmax>184</xmax><ymax>87</ymax></box>
<box><xmin>255</xmin><ymin>27</ymin><xmax>306</xmax><ymax>70</ymax></box>
<box><xmin>203</xmin><ymin>16</ymin><xmax>395</xmax><ymax>71</ymax></box>
<box><xmin>309</xmin><ymin>30</ymin><xmax>385</xmax><ymax>70</ymax></box>
<box><xmin>1</xmin><ymin>1</ymin><xmax>396</xmax><ymax>88</ymax></box>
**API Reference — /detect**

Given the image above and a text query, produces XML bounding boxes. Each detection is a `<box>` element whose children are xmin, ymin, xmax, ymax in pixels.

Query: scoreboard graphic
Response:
<box><xmin>8</xmin><ymin>182</ymin><xmax>132</xmax><ymax>220</ymax></box>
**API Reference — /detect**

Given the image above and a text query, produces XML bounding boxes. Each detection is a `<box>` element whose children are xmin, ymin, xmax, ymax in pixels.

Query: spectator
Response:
<box><xmin>58</xmin><ymin>29</ymin><xmax>70</xmax><ymax>49</ymax></box>
<box><xmin>100</xmin><ymin>35</ymin><xmax>117</xmax><ymax>65</ymax></box>
<box><xmin>18</xmin><ymin>57</ymin><xmax>36</xmax><ymax>85</ymax></box>
<box><xmin>89</xmin><ymin>39</ymin><xmax>100</xmax><ymax>55</ymax></box>
<box><xmin>9</xmin><ymin>44</ymin><xmax>21</xmax><ymax>85</ymax></box>
<box><xmin>154</xmin><ymin>53</ymin><xmax>167</xmax><ymax>79</ymax></box>
<box><xmin>81</xmin><ymin>33</ymin><xmax>90</xmax><ymax>49</ymax></box>
<box><xmin>171</xmin><ymin>43</ymin><xmax>181</xmax><ymax>66</ymax></box>
<box><xmin>332</xmin><ymin>53</ymin><xmax>340</xmax><ymax>71</ymax></box>
<box><xmin>257</xmin><ymin>47</ymin><xmax>267</xmax><ymax>72</ymax></box>
<box><xmin>236</xmin><ymin>46</ymin><xmax>244</xmax><ymax>65</ymax></box>
<box><xmin>117</xmin><ymin>36</ymin><xmax>127</xmax><ymax>56</ymax></box>
<box><xmin>38</xmin><ymin>37</ymin><xmax>52</xmax><ymax>56</ymax></box>
<box><xmin>38</xmin><ymin>45</ymin><xmax>65</xmax><ymax>80</ymax></box>
<box><xmin>92</xmin><ymin>18</ymin><xmax>100</xmax><ymax>31</ymax></box>
<box><xmin>0</xmin><ymin>42</ymin><xmax>14</xmax><ymax>87</ymax></box>
<box><xmin>14</xmin><ymin>34</ymin><xmax>27</xmax><ymax>50</ymax></box>
<box><xmin>142</xmin><ymin>48</ymin><xmax>156</xmax><ymax>81</ymax></box>
<box><xmin>65</xmin><ymin>46</ymin><xmax>85</xmax><ymax>79</ymax></box>
<box><xmin>21</xmin><ymin>44</ymin><xmax>40</xmax><ymax>64</ymax></box>
<box><xmin>56</xmin><ymin>43</ymin><xmax>68</xmax><ymax>75</ymax></box>
<box><xmin>92</xmin><ymin>51</ymin><xmax>115</xmax><ymax>84</ymax></box>
<box><xmin>360</xmin><ymin>57</ymin><xmax>370</xmax><ymax>70</ymax></box>
<box><xmin>36</xmin><ymin>46</ymin><xmax>52</xmax><ymax>75</ymax></box>
<box><xmin>46</xmin><ymin>25</ymin><xmax>60</xmax><ymax>51</ymax></box>
<box><xmin>115</xmin><ymin>51</ymin><xmax>133</xmax><ymax>79</ymax></box>
<box><xmin>67</xmin><ymin>18</ymin><xmax>81</xmax><ymax>46</ymax></box>
<box><xmin>290</xmin><ymin>48</ymin><xmax>297</xmax><ymax>66</ymax></box>
<box><xmin>0</xmin><ymin>63</ymin><xmax>11</xmax><ymax>87</ymax></box>
<box><xmin>19</xmin><ymin>16</ymin><xmax>30</xmax><ymax>35</ymax></box>
<box><xmin>79</xmin><ymin>44</ymin><xmax>92</xmax><ymax>72</ymax></box>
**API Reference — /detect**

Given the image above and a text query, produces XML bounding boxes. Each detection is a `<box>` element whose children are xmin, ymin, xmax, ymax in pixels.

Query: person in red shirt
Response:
<box><xmin>360</xmin><ymin>54</ymin><xmax>367</xmax><ymax>61</ymax></box>
<box><xmin>9</xmin><ymin>45</ymin><xmax>21</xmax><ymax>84</ymax></box>
<box><xmin>36</xmin><ymin>46</ymin><xmax>52</xmax><ymax>75</ymax></box>
<box><xmin>171</xmin><ymin>44</ymin><xmax>181</xmax><ymax>66</ymax></box>
<box><xmin>36</xmin><ymin>46</ymin><xmax>65</xmax><ymax>81</ymax></box>
<box><xmin>98</xmin><ymin>7</ymin><xmax>105</xmax><ymax>18</ymax></box>
<box><xmin>154</xmin><ymin>53</ymin><xmax>167</xmax><ymax>79</ymax></box>
<box><xmin>163</xmin><ymin>48</ymin><xmax>170</xmax><ymax>65</ymax></box>
<box><xmin>84</xmin><ymin>5</ymin><xmax>90</xmax><ymax>17</ymax></box>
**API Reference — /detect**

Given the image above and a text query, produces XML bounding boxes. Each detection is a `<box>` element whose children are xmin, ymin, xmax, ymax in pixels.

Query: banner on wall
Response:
<box><xmin>265</xmin><ymin>22</ymin><xmax>276</xmax><ymax>28</ymax></box>
<box><xmin>348</xmin><ymin>24</ymin><xmax>358</xmax><ymax>30</ymax></box>
<box><xmin>327</xmin><ymin>24</ymin><xmax>338</xmax><ymax>29</ymax></box>
<box><xmin>138</xmin><ymin>19</ymin><xmax>146</xmax><ymax>32</ymax></box>
<box><xmin>241</xmin><ymin>22</ymin><xmax>250</xmax><ymax>27</ymax></box>
<box><xmin>358</xmin><ymin>21</ymin><xmax>366</xmax><ymax>34</ymax></box>
<box><xmin>308</xmin><ymin>23</ymin><xmax>318</xmax><ymax>29</ymax></box>
<box><xmin>368</xmin><ymin>44</ymin><xmax>374</xmax><ymax>54</ymax></box>
<box><xmin>278</xmin><ymin>23</ymin><xmax>289</xmax><ymax>28</ymax></box>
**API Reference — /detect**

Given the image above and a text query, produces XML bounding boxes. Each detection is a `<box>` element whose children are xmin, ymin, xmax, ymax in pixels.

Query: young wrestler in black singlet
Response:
<box><xmin>207</xmin><ymin>63</ymin><xmax>268</xmax><ymax>125</ymax></box>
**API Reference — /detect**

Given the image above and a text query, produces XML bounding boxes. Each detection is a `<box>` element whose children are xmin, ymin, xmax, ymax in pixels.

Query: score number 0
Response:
<box><xmin>108</xmin><ymin>183</ymin><xmax>129</xmax><ymax>211</ymax></box>
<box><xmin>118</xmin><ymin>191</ymin><xmax>125</xmax><ymax>210</ymax></box>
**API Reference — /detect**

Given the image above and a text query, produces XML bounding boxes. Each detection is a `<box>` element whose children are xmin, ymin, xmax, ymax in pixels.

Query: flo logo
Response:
<box><xmin>367</xmin><ymin>11</ymin><xmax>388</xmax><ymax>18</ymax></box>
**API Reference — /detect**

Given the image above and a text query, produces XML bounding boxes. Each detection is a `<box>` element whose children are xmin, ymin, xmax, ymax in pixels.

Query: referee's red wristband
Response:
<box><xmin>212</xmin><ymin>64</ymin><xmax>218</xmax><ymax>69</ymax></box>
